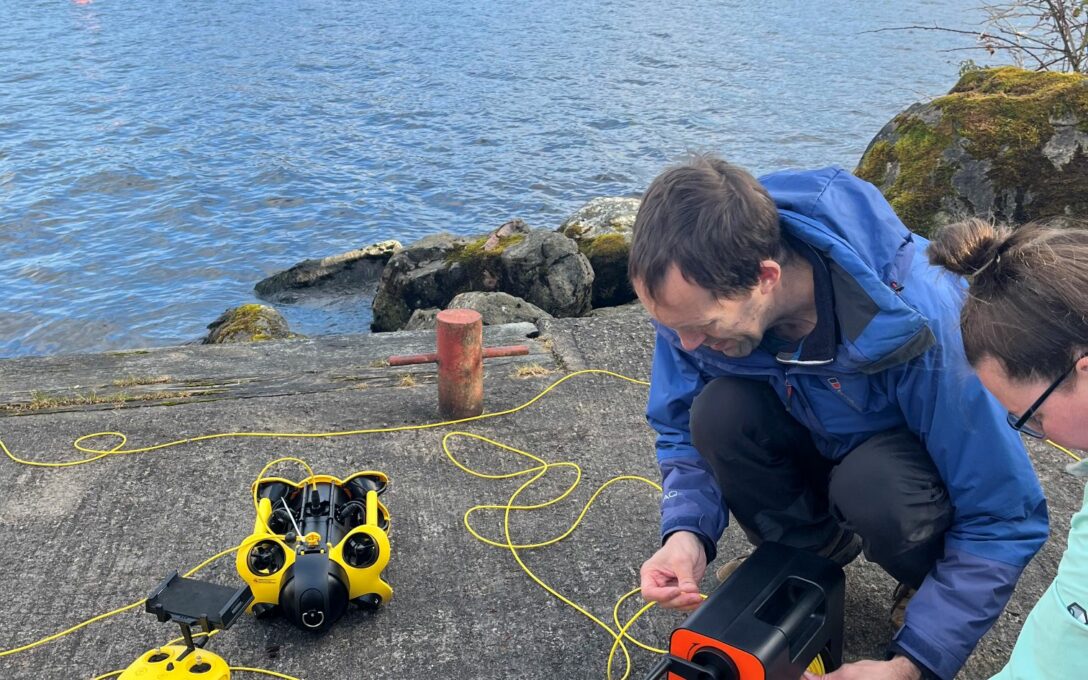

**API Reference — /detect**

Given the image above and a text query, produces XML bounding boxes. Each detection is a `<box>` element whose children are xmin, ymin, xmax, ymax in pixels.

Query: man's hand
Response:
<box><xmin>639</xmin><ymin>531</ymin><xmax>707</xmax><ymax>611</ymax></box>
<box><xmin>803</xmin><ymin>656</ymin><xmax>922</xmax><ymax>680</ymax></box>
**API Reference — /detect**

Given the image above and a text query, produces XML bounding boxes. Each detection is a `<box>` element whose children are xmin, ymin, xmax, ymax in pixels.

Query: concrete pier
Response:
<box><xmin>0</xmin><ymin>314</ymin><xmax>1078</xmax><ymax>679</ymax></box>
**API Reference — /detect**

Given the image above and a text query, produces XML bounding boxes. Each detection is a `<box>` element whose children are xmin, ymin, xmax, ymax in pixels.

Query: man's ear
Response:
<box><xmin>756</xmin><ymin>260</ymin><xmax>782</xmax><ymax>294</ymax></box>
<box><xmin>1076</xmin><ymin>353</ymin><xmax>1088</xmax><ymax>377</ymax></box>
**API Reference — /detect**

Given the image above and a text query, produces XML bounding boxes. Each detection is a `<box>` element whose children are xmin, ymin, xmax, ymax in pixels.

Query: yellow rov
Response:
<box><xmin>236</xmin><ymin>470</ymin><xmax>393</xmax><ymax>631</ymax></box>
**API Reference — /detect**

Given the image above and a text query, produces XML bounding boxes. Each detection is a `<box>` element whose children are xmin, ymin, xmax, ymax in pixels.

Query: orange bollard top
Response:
<box><xmin>436</xmin><ymin>308</ymin><xmax>482</xmax><ymax>326</ymax></box>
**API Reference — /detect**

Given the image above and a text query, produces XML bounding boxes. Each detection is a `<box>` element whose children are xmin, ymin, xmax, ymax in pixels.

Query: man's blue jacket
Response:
<box><xmin>647</xmin><ymin>167</ymin><xmax>1048</xmax><ymax>680</ymax></box>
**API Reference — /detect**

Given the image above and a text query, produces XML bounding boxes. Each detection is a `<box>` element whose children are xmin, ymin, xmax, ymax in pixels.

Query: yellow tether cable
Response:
<box><xmin>1047</xmin><ymin>438</ymin><xmax>1083</xmax><ymax>462</ymax></box>
<box><xmin>0</xmin><ymin>369</ymin><xmax>644</xmax><ymax>468</ymax></box>
<box><xmin>440</xmin><ymin>429</ymin><xmax>677</xmax><ymax>679</ymax></box>
<box><xmin>0</xmin><ymin>544</ymin><xmax>239</xmax><ymax>659</ymax></box>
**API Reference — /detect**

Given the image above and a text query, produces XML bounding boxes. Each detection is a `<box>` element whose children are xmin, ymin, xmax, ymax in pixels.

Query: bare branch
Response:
<box><xmin>874</xmin><ymin>2</ymin><xmax>1088</xmax><ymax>74</ymax></box>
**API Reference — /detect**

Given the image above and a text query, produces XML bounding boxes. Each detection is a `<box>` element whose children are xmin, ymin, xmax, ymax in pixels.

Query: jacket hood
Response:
<box><xmin>654</xmin><ymin>167</ymin><xmax>936</xmax><ymax>374</ymax></box>
<box><xmin>762</xmin><ymin>167</ymin><xmax>935</xmax><ymax>373</ymax></box>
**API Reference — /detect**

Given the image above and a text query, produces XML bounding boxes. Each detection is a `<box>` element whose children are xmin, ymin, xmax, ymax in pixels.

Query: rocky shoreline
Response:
<box><xmin>204</xmin><ymin>67</ymin><xmax>1088</xmax><ymax>345</ymax></box>
<box><xmin>204</xmin><ymin>195</ymin><xmax>645</xmax><ymax>343</ymax></box>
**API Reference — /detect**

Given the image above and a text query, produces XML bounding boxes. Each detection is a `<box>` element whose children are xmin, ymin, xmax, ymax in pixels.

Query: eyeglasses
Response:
<box><xmin>1007</xmin><ymin>356</ymin><xmax>1086</xmax><ymax>439</ymax></box>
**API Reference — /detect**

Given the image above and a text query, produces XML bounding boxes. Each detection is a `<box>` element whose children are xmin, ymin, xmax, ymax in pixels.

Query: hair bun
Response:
<box><xmin>927</xmin><ymin>218</ymin><xmax>1011</xmax><ymax>278</ymax></box>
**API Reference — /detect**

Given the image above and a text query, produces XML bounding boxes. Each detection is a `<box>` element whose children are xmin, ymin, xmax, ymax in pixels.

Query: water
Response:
<box><xmin>1</xmin><ymin>0</ymin><xmax>991</xmax><ymax>358</ymax></box>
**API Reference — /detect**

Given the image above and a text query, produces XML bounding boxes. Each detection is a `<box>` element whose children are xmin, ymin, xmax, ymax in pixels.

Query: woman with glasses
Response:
<box><xmin>929</xmin><ymin>217</ymin><xmax>1088</xmax><ymax>679</ymax></box>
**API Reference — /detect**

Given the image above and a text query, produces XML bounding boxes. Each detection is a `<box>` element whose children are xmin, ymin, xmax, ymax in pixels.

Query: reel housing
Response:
<box><xmin>644</xmin><ymin>542</ymin><xmax>844</xmax><ymax>680</ymax></box>
<box><xmin>236</xmin><ymin>471</ymin><xmax>393</xmax><ymax>632</ymax></box>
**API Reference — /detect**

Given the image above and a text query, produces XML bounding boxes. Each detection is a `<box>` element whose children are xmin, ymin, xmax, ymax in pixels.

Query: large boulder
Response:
<box><xmin>203</xmin><ymin>304</ymin><xmax>297</xmax><ymax>344</ymax></box>
<box><xmin>371</xmin><ymin>232</ymin><xmax>477</xmax><ymax>331</ymax></box>
<box><xmin>497</xmin><ymin>230</ymin><xmax>594</xmax><ymax>318</ymax></box>
<box><xmin>371</xmin><ymin>220</ymin><xmax>593</xmax><ymax>331</ymax></box>
<box><xmin>255</xmin><ymin>240</ymin><xmax>401</xmax><ymax>302</ymax></box>
<box><xmin>856</xmin><ymin>67</ymin><xmax>1088</xmax><ymax>236</ymax></box>
<box><xmin>558</xmin><ymin>197</ymin><xmax>640</xmax><ymax>307</ymax></box>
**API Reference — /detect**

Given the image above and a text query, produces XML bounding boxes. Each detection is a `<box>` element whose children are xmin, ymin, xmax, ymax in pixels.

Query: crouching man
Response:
<box><xmin>632</xmin><ymin>155</ymin><xmax>1048</xmax><ymax>680</ymax></box>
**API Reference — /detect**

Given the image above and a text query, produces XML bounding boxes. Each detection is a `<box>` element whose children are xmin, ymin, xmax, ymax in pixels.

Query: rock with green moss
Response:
<box><xmin>497</xmin><ymin>230</ymin><xmax>594</xmax><ymax>318</ymax></box>
<box><xmin>203</xmin><ymin>304</ymin><xmax>298</xmax><ymax>344</ymax></box>
<box><xmin>558</xmin><ymin>197</ymin><xmax>640</xmax><ymax>307</ymax></box>
<box><xmin>254</xmin><ymin>240</ymin><xmax>402</xmax><ymax>301</ymax></box>
<box><xmin>856</xmin><ymin>67</ymin><xmax>1088</xmax><ymax>236</ymax></box>
<box><xmin>371</xmin><ymin>232</ymin><xmax>475</xmax><ymax>331</ymax></box>
<box><xmin>371</xmin><ymin>220</ymin><xmax>593</xmax><ymax>331</ymax></box>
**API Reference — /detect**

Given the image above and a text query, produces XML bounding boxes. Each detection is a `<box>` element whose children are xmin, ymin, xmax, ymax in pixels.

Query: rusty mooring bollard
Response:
<box><xmin>385</xmin><ymin>309</ymin><xmax>531</xmax><ymax>417</ymax></box>
<box><xmin>436</xmin><ymin>308</ymin><xmax>484</xmax><ymax>418</ymax></box>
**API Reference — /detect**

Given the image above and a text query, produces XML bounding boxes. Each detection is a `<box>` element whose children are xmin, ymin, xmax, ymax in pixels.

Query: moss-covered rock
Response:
<box><xmin>371</xmin><ymin>220</ymin><xmax>593</xmax><ymax>331</ymax></box>
<box><xmin>203</xmin><ymin>304</ymin><xmax>297</xmax><ymax>344</ymax></box>
<box><xmin>558</xmin><ymin>197</ymin><xmax>639</xmax><ymax>307</ymax></box>
<box><xmin>497</xmin><ymin>230</ymin><xmax>594</xmax><ymax>317</ymax></box>
<box><xmin>371</xmin><ymin>233</ymin><xmax>474</xmax><ymax>331</ymax></box>
<box><xmin>855</xmin><ymin>67</ymin><xmax>1088</xmax><ymax>235</ymax></box>
<box><xmin>444</xmin><ymin>220</ymin><xmax>530</xmax><ymax>287</ymax></box>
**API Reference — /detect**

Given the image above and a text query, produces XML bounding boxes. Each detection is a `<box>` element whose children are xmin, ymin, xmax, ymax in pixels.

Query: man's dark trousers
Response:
<box><xmin>689</xmin><ymin>376</ymin><xmax>953</xmax><ymax>588</ymax></box>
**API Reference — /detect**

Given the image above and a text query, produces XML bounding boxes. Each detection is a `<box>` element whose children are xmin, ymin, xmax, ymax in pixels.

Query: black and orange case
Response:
<box><xmin>654</xmin><ymin>542</ymin><xmax>844</xmax><ymax>680</ymax></box>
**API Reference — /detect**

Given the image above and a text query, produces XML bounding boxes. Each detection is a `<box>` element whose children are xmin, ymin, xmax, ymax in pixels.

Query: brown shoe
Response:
<box><xmin>715</xmin><ymin>552</ymin><xmax>751</xmax><ymax>583</ymax></box>
<box><xmin>890</xmin><ymin>582</ymin><xmax>916</xmax><ymax>630</ymax></box>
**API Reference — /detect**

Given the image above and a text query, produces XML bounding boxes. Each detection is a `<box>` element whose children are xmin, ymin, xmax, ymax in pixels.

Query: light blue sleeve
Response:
<box><xmin>990</xmin><ymin>482</ymin><xmax>1088</xmax><ymax>680</ymax></box>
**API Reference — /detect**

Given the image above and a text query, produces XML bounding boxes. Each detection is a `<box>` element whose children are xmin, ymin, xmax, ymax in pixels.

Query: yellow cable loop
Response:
<box><xmin>612</xmin><ymin>588</ymin><xmax>667</xmax><ymax>655</ymax></box>
<box><xmin>251</xmin><ymin>457</ymin><xmax>316</xmax><ymax>511</ymax></box>
<box><xmin>441</xmin><ymin>428</ymin><xmax>673</xmax><ymax>679</ymax></box>
<box><xmin>0</xmin><ymin>370</ymin><xmax>649</xmax><ymax>468</ymax></box>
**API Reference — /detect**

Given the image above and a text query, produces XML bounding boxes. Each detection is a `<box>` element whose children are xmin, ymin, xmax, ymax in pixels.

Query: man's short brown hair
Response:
<box><xmin>628</xmin><ymin>154</ymin><xmax>782</xmax><ymax>300</ymax></box>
